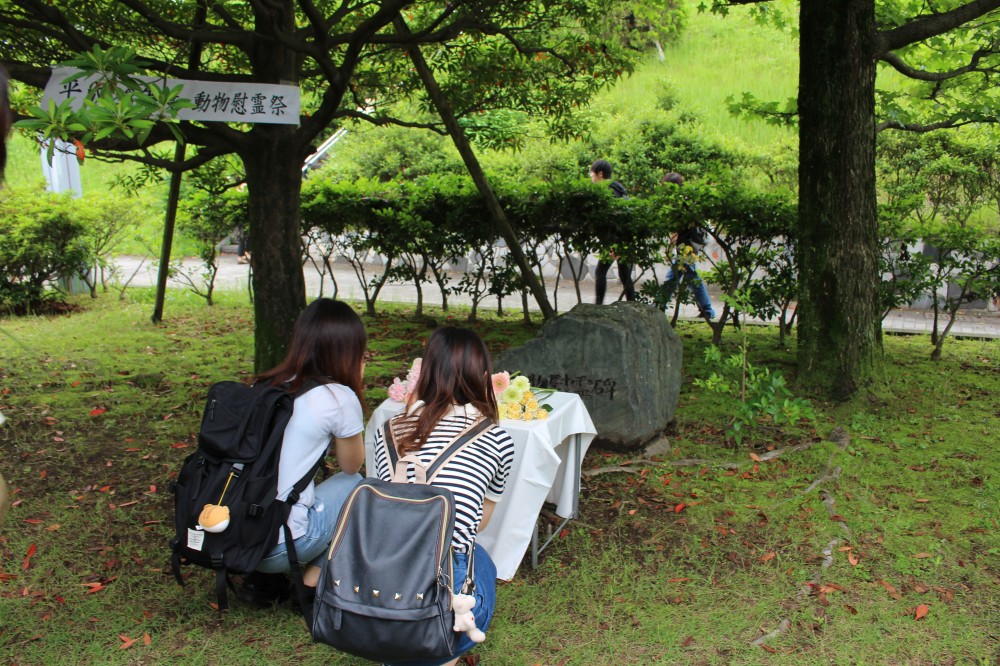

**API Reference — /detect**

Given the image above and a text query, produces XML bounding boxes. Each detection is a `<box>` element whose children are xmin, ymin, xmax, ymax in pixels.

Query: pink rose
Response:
<box><xmin>491</xmin><ymin>371</ymin><xmax>510</xmax><ymax>396</ymax></box>
<box><xmin>387</xmin><ymin>378</ymin><xmax>408</xmax><ymax>402</ymax></box>
<box><xmin>406</xmin><ymin>358</ymin><xmax>422</xmax><ymax>385</ymax></box>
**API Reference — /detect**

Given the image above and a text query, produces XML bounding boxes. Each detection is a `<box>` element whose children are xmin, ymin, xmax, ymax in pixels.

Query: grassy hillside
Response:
<box><xmin>595</xmin><ymin>5</ymin><xmax>798</xmax><ymax>152</ymax></box>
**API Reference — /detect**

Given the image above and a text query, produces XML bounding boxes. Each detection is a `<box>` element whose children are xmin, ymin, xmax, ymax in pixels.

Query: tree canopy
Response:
<box><xmin>1</xmin><ymin>0</ymin><xmax>675</xmax><ymax>367</ymax></box>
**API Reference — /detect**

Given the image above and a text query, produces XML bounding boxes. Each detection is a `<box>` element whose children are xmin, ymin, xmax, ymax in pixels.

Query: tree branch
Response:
<box><xmin>878</xmin><ymin>0</ymin><xmax>1000</xmax><ymax>54</ymax></box>
<box><xmin>879</xmin><ymin>48</ymin><xmax>997</xmax><ymax>81</ymax></box>
<box><xmin>338</xmin><ymin>108</ymin><xmax>448</xmax><ymax>134</ymax></box>
<box><xmin>876</xmin><ymin>118</ymin><xmax>990</xmax><ymax>133</ymax></box>
<box><xmin>114</xmin><ymin>0</ymin><xmax>252</xmax><ymax>47</ymax></box>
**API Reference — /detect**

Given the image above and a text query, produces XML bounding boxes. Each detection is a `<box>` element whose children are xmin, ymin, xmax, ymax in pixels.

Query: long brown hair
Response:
<box><xmin>1</xmin><ymin>66</ymin><xmax>11</xmax><ymax>181</ymax></box>
<box><xmin>394</xmin><ymin>326</ymin><xmax>498</xmax><ymax>455</ymax></box>
<box><xmin>255</xmin><ymin>298</ymin><xmax>367</xmax><ymax>406</ymax></box>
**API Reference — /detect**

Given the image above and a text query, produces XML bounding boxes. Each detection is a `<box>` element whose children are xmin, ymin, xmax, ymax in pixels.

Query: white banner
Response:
<box><xmin>42</xmin><ymin>67</ymin><xmax>300</xmax><ymax>125</ymax></box>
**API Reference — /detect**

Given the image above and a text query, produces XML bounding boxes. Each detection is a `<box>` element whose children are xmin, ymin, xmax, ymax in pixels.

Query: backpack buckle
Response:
<box><xmin>231</xmin><ymin>462</ymin><xmax>244</xmax><ymax>478</ymax></box>
<box><xmin>248</xmin><ymin>504</ymin><xmax>263</xmax><ymax>517</ymax></box>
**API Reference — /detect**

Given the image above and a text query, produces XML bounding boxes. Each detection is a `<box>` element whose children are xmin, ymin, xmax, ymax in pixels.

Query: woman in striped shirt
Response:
<box><xmin>373</xmin><ymin>327</ymin><xmax>514</xmax><ymax>666</ymax></box>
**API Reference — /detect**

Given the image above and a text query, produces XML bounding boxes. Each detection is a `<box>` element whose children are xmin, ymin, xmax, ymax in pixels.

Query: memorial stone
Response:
<box><xmin>497</xmin><ymin>302</ymin><xmax>682</xmax><ymax>451</ymax></box>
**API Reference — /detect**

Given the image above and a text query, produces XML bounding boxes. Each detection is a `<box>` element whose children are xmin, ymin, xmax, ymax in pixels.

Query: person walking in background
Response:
<box><xmin>373</xmin><ymin>327</ymin><xmax>514</xmax><ymax>666</ymax></box>
<box><xmin>660</xmin><ymin>172</ymin><xmax>716</xmax><ymax>320</ymax></box>
<box><xmin>590</xmin><ymin>159</ymin><xmax>636</xmax><ymax>304</ymax></box>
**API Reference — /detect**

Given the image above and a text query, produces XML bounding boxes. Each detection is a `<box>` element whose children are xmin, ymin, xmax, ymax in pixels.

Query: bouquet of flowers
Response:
<box><xmin>388</xmin><ymin>361</ymin><xmax>552</xmax><ymax>421</ymax></box>
<box><xmin>491</xmin><ymin>372</ymin><xmax>553</xmax><ymax>422</ymax></box>
<box><xmin>387</xmin><ymin>358</ymin><xmax>421</xmax><ymax>402</ymax></box>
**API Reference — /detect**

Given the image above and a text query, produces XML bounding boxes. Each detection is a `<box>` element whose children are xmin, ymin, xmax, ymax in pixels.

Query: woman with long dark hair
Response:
<box><xmin>239</xmin><ymin>298</ymin><xmax>368</xmax><ymax>607</ymax></box>
<box><xmin>372</xmin><ymin>327</ymin><xmax>515</xmax><ymax>666</ymax></box>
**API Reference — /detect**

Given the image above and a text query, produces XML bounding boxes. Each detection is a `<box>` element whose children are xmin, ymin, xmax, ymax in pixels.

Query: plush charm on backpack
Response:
<box><xmin>197</xmin><ymin>504</ymin><xmax>231</xmax><ymax>533</ymax></box>
<box><xmin>452</xmin><ymin>593</ymin><xmax>485</xmax><ymax>643</ymax></box>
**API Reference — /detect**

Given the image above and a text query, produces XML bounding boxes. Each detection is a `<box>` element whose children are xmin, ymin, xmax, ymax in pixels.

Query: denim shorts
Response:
<box><xmin>256</xmin><ymin>472</ymin><xmax>362</xmax><ymax>572</ymax></box>
<box><xmin>385</xmin><ymin>544</ymin><xmax>498</xmax><ymax>666</ymax></box>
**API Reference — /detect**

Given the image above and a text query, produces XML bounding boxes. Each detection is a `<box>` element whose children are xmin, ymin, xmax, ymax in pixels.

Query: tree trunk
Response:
<box><xmin>395</xmin><ymin>16</ymin><xmax>555</xmax><ymax>320</ymax></box>
<box><xmin>243</xmin><ymin>126</ymin><xmax>307</xmax><ymax>371</ymax></box>
<box><xmin>797</xmin><ymin>0</ymin><xmax>883</xmax><ymax>399</ymax></box>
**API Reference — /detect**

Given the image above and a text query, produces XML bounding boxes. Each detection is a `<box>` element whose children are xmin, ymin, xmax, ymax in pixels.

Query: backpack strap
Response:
<box><xmin>383</xmin><ymin>417</ymin><xmax>492</xmax><ymax>485</ymax></box>
<box><xmin>280</xmin><ymin>377</ymin><xmax>330</xmax><ymax>628</ymax></box>
<box><xmin>424</xmin><ymin>419</ymin><xmax>492</xmax><ymax>484</ymax></box>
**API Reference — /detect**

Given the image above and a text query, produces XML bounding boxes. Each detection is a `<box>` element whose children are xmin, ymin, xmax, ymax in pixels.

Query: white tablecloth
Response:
<box><xmin>363</xmin><ymin>392</ymin><xmax>596</xmax><ymax>580</ymax></box>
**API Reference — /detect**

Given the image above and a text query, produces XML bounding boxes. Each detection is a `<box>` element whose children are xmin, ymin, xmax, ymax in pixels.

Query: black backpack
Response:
<box><xmin>170</xmin><ymin>380</ymin><xmax>320</xmax><ymax>612</ymax></box>
<box><xmin>311</xmin><ymin>418</ymin><xmax>492</xmax><ymax>662</ymax></box>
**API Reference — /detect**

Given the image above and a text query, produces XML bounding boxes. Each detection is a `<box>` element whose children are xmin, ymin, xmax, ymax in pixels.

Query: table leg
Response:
<box><xmin>531</xmin><ymin>433</ymin><xmax>583</xmax><ymax>569</ymax></box>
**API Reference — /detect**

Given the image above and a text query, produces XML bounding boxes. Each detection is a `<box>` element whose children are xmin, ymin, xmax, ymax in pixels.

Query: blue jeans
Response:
<box><xmin>256</xmin><ymin>472</ymin><xmax>362</xmax><ymax>572</ymax></box>
<box><xmin>663</xmin><ymin>262</ymin><xmax>715</xmax><ymax>316</ymax></box>
<box><xmin>386</xmin><ymin>544</ymin><xmax>498</xmax><ymax>666</ymax></box>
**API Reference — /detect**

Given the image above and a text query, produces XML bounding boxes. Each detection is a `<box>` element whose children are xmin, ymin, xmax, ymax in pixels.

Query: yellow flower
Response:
<box><xmin>535</xmin><ymin>409</ymin><xmax>549</xmax><ymax>420</ymax></box>
<box><xmin>523</xmin><ymin>410</ymin><xmax>535</xmax><ymax>421</ymax></box>
<box><xmin>526</xmin><ymin>400</ymin><xmax>539</xmax><ymax>411</ymax></box>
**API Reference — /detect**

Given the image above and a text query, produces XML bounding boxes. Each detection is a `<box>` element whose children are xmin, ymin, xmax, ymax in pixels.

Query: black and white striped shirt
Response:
<box><xmin>373</xmin><ymin>407</ymin><xmax>514</xmax><ymax>553</ymax></box>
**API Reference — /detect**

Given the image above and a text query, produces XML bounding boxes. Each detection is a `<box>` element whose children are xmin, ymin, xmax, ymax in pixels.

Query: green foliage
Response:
<box><xmin>72</xmin><ymin>192</ymin><xmax>152</xmax><ymax>297</ymax></box>
<box><xmin>15</xmin><ymin>45</ymin><xmax>193</xmax><ymax>159</ymax></box>
<box><xmin>694</xmin><ymin>290</ymin><xmax>816</xmax><ymax>445</ymax></box>
<box><xmin>920</xmin><ymin>224</ymin><xmax>1000</xmax><ymax>359</ymax></box>
<box><xmin>316</xmin><ymin>122</ymin><xmax>464</xmax><ymax>183</ymax></box>
<box><xmin>0</xmin><ymin>186</ymin><xmax>92</xmax><ymax>313</ymax></box>
<box><xmin>176</xmin><ymin>161</ymin><xmax>249</xmax><ymax>306</ymax></box>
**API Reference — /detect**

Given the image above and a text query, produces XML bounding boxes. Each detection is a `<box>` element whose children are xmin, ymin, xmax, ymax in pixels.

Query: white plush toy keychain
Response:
<box><xmin>452</xmin><ymin>593</ymin><xmax>486</xmax><ymax>643</ymax></box>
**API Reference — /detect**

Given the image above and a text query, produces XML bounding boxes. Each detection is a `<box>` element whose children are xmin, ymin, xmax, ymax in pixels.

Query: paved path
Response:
<box><xmin>111</xmin><ymin>254</ymin><xmax>1000</xmax><ymax>340</ymax></box>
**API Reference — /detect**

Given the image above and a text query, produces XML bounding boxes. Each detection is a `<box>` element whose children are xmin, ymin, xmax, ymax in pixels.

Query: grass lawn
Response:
<box><xmin>1</xmin><ymin>291</ymin><xmax>997</xmax><ymax>665</ymax></box>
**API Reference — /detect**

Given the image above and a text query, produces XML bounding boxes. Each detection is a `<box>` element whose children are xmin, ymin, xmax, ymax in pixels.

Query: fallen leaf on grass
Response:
<box><xmin>118</xmin><ymin>634</ymin><xmax>137</xmax><ymax>649</ymax></box>
<box><xmin>760</xmin><ymin>552</ymin><xmax>776</xmax><ymax>562</ymax></box>
<box><xmin>913</xmin><ymin>552</ymin><xmax>933</xmax><ymax>559</ymax></box>
<box><xmin>914</xmin><ymin>604</ymin><xmax>930</xmax><ymax>620</ymax></box>
<box><xmin>22</xmin><ymin>544</ymin><xmax>36</xmax><ymax>570</ymax></box>
<box><xmin>668</xmin><ymin>577</ymin><xmax>690</xmax><ymax>583</ymax></box>
<box><xmin>46</xmin><ymin>524</ymin><xmax>60</xmax><ymax>532</ymax></box>
<box><xmin>681</xmin><ymin>636</ymin><xmax>695</xmax><ymax>647</ymax></box>
<box><xmin>749</xmin><ymin>452</ymin><xmax>762</xmax><ymax>462</ymax></box>
<box><xmin>914</xmin><ymin>498</ymin><xmax>930</xmax><ymax>503</ymax></box>
<box><xmin>878</xmin><ymin>579</ymin><xmax>903</xmax><ymax>600</ymax></box>
<box><xmin>23</xmin><ymin>518</ymin><xmax>43</xmax><ymax>525</ymax></box>
<box><xmin>848</xmin><ymin>551</ymin><xmax>859</xmax><ymax>566</ymax></box>
<box><xmin>89</xmin><ymin>407</ymin><xmax>107</xmax><ymax>417</ymax></box>
<box><xmin>142</xmin><ymin>633</ymin><xmax>151</xmax><ymax>646</ymax></box>
<box><xmin>83</xmin><ymin>582</ymin><xmax>106</xmax><ymax>594</ymax></box>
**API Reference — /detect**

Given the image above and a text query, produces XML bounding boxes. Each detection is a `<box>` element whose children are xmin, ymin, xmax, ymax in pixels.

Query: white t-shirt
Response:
<box><xmin>276</xmin><ymin>382</ymin><xmax>364</xmax><ymax>542</ymax></box>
